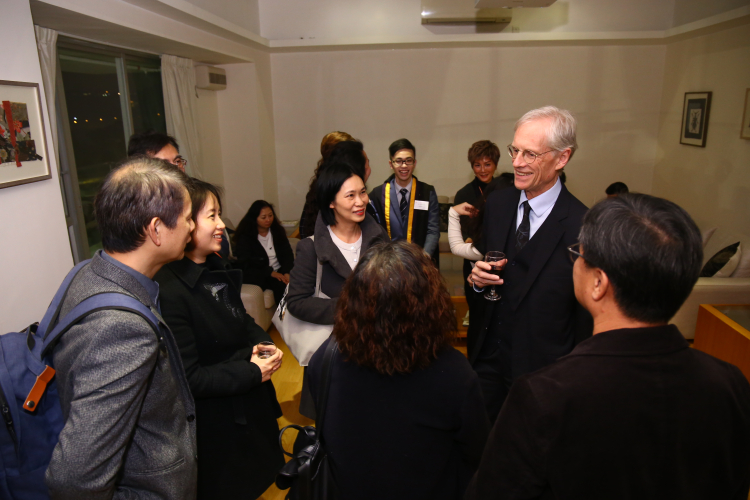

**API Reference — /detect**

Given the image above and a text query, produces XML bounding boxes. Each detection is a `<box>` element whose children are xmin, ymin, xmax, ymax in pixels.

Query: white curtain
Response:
<box><xmin>34</xmin><ymin>26</ymin><xmax>59</xmax><ymax>166</ymax></box>
<box><xmin>161</xmin><ymin>54</ymin><xmax>202</xmax><ymax>178</ymax></box>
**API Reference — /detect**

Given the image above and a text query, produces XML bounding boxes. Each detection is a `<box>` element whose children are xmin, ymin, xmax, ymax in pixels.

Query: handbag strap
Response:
<box><xmin>315</xmin><ymin>338</ymin><xmax>338</xmax><ymax>434</ymax></box>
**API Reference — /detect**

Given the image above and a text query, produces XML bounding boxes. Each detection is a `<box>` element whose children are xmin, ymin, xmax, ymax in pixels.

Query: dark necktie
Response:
<box><xmin>515</xmin><ymin>201</ymin><xmax>531</xmax><ymax>253</ymax></box>
<box><xmin>399</xmin><ymin>188</ymin><xmax>409</xmax><ymax>226</ymax></box>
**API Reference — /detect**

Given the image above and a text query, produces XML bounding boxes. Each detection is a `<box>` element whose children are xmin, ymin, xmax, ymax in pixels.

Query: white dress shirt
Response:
<box><xmin>516</xmin><ymin>177</ymin><xmax>562</xmax><ymax>238</ymax></box>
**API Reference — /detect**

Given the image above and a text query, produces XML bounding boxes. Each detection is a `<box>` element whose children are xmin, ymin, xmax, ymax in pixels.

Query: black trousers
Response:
<box><xmin>472</xmin><ymin>310</ymin><xmax>513</xmax><ymax>424</ymax></box>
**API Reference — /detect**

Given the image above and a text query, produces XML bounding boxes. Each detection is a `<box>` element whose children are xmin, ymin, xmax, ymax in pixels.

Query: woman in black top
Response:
<box><xmin>154</xmin><ymin>180</ymin><xmax>285</xmax><ymax>500</ymax></box>
<box><xmin>234</xmin><ymin>200</ymin><xmax>294</xmax><ymax>304</ymax></box>
<box><xmin>308</xmin><ymin>241</ymin><xmax>490</xmax><ymax>500</ymax></box>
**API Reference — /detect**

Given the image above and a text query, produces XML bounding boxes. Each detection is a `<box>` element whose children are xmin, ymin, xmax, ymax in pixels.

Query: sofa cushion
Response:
<box><xmin>700</xmin><ymin>242</ymin><xmax>741</xmax><ymax>277</ymax></box>
<box><xmin>701</xmin><ymin>227</ymin><xmax>717</xmax><ymax>248</ymax></box>
<box><xmin>439</xmin><ymin>203</ymin><xmax>450</xmax><ymax>232</ymax></box>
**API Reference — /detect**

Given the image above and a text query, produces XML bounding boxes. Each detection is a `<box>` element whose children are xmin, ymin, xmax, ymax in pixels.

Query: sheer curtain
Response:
<box><xmin>161</xmin><ymin>54</ymin><xmax>202</xmax><ymax>178</ymax></box>
<box><xmin>34</xmin><ymin>26</ymin><xmax>58</xmax><ymax>164</ymax></box>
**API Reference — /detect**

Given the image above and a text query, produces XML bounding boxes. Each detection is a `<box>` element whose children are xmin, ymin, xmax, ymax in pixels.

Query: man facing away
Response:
<box><xmin>128</xmin><ymin>130</ymin><xmax>188</xmax><ymax>172</ymax></box>
<box><xmin>45</xmin><ymin>157</ymin><xmax>198</xmax><ymax>499</ymax></box>
<box><xmin>470</xmin><ymin>106</ymin><xmax>592</xmax><ymax>422</ymax></box>
<box><xmin>369</xmin><ymin>138</ymin><xmax>440</xmax><ymax>265</ymax></box>
<box><xmin>465</xmin><ymin>193</ymin><xmax>750</xmax><ymax>499</ymax></box>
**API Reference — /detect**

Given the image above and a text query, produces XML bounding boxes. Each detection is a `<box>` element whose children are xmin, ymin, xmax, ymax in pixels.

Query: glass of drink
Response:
<box><xmin>484</xmin><ymin>251</ymin><xmax>506</xmax><ymax>302</ymax></box>
<box><xmin>257</xmin><ymin>341</ymin><xmax>276</xmax><ymax>359</ymax></box>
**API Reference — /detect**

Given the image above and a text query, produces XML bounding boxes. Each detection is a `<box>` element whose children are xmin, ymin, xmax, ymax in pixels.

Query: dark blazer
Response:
<box><xmin>286</xmin><ymin>212</ymin><xmax>388</xmax><ymax>325</ymax></box>
<box><xmin>472</xmin><ymin>184</ymin><xmax>592</xmax><ymax>375</ymax></box>
<box><xmin>233</xmin><ymin>224</ymin><xmax>294</xmax><ymax>285</ymax></box>
<box><xmin>154</xmin><ymin>254</ymin><xmax>284</xmax><ymax>500</ymax></box>
<box><xmin>309</xmin><ymin>338</ymin><xmax>490</xmax><ymax>500</ymax></box>
<box><xmin>46</xmin><ymin>252</ymin><xmax>197</xmax><ymax>500</ymax></box>
<box><xmin>464</xmin><ymin>325</ymin><xmax>750</xmax><ymax>500</ymax></box>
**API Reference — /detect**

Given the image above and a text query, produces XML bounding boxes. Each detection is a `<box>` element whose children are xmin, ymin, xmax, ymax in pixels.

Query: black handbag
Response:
<box><xmin>276</xmin><ymin>339</ymin><xmax>339</xmax><ymax>500</ymax></box>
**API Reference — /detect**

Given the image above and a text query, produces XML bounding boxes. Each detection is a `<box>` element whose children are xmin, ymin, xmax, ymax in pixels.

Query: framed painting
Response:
<box><xmin>0</xmin><ymin>80</ymin><xmax>51</xmax><ymax>188</ymax></box>
<box><xmin>741</xmin><ymin>88</ymin><xmax>750</xmax><ymax>140</ymax></box>
<box><xmin>680</xmin><ymin>91</ymin><xmax>712</xmax><ymax>147</ymax></box>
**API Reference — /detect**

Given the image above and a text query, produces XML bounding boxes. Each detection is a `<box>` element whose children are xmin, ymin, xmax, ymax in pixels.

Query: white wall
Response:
<box><xmin>652</xmin><ymin>23</ymin><xmax>750</xmax><ymax>236</ymax></box>
<box><xmin>184</xmin><ymin>0</ymin><xmax>261</xmax><ymax>35</ymax></box>
<box><xmin>270</xmin><ymin>44</ymin><xmax>666</xmax><ymax>219</ymax></box>
<box><xmin>258</xmin><ymin>0</ymin><xmax>676</xmax><ymax>41</ymax></box>
<box><xmin>0</xmin><ymin>0</ymin><xmax>74</xmax><ymax>332</ymax></box>
<box><xmin>672</xmin><ymin>0</ymin><xmax>750</xmax><ymax>27</ymax></box>
<box><xmin>195</xmin><ymin>87</ymin><xmax>225</xmax><ymax>188</ymax></box>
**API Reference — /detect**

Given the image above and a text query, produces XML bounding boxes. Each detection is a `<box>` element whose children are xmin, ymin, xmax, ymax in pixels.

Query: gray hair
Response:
<box><xmin>515</xmin><ymin>106</ymin><xmax>578</xmax><ymax>157</ymax></box>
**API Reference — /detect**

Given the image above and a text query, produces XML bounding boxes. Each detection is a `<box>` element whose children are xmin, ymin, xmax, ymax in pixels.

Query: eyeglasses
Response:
<box><xmin>391</xmin><ymin>158</ymin><xmax>415</xmax><ymax>167</ymax></box>
<box><xmin>507</xmin><ymin>145</ymin><xmax>553</xmax><ymax>164</ymax></box>
<box><xmin>173</xmin><ymin>156</ymin><xmax>187</xmax><ymax>168</ymax></box>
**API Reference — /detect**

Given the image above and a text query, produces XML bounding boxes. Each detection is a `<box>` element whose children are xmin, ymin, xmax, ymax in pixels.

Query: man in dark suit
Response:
<box><xmin>465</xmin><ymin>193</ymin><xmax>750</xmax><ymax>499</ymax></box>
<box><xmin>369</xmin><ymin>138</ymin><xmax>441</xmax><ymax>265</ymax></box>
<box><xmin>470</xmin><ymin>106</ymin><xmax>592</xmax><ymax>422</ymax></box>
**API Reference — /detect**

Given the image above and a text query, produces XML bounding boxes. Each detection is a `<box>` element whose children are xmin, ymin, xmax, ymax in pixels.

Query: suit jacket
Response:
<box><xmin>233</xmin><ymin>224</ymin><xmax>295</xmax><ymax>285</ymax></box>
<box><xmin>286</xmin><ymin>212</ymin><xmax>388</xmax><ymax>325</ymax></box>
<box><xmin>472</xmin><ymin>184</ymin><xmax>592</xmax><ymax>376</ymax></box>
<box><xmin>369</xmin><ymin>175</ymin><xmax>440</xmax><ymax>263</ymax></box>
<box><xmin>154</xmin><ymin>254</ymin><xmax>284</xmax><ymax>499</ymax></box>
<box><xmin>464</xmin><ymin>325</ymin><xmax>750</xmax><ymax>500</ymax></box>
<box><xmin>46</xmin><ymin>252</ymin><xmax>198</xmax><ymax>500</ymax></box>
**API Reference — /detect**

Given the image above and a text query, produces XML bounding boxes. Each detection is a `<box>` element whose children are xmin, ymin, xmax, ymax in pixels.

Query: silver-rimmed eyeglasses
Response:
<box><xmin>173</xmin><ymin>156</ymin><xmax>187</xmax><ymax>168</ymax></box>
<box><xmin>567</xmin><ymin>243</ymin><xmax>584</xmax><ymax>264</ymax></box>
<box><xmin>507</xmin><ymin>145</ymin><xmax>553</xmax><ymax>164</ymax></box>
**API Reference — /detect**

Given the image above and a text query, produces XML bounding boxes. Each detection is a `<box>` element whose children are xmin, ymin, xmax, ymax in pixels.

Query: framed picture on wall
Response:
<box><xmin>0</xmin><ymin>80</ymin><xmax>51</xmax><ymax>189</ymax></box>
<box><xmin>680</xmin><ymin>91</ymin><xmax>712</xmax><ymax>147</ymax></box>
<box><xmin>741</xmin><ymin>88</ymin><xmax>750</xmax><ymax>140</ymax></box>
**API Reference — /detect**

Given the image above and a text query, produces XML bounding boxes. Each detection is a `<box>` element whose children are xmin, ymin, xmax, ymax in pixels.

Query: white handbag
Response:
<box><xmin>273</xmin><ymin>244</ymin><xmax>333</xmax><ymax>366</ymax></box>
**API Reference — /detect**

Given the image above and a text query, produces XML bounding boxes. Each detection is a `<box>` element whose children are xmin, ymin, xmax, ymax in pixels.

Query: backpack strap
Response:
<box><xmin>40</xmin><ymin>293</ymin><xmax>161</xmax><ymax>360</ymax></box>
<box><xmin>36</xmin><ymin>259</ymin><xmax>91</xmax><ymax>340</ymax></box>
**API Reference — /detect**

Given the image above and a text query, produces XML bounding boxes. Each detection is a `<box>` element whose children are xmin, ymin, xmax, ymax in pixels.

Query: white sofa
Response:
<box><xmin>240</xmin><ymin>237</ymin><xmax>299</xmax><ymax>331</ymax></box>
<box><xmin>671</xmin><ymin>228</ymin><xmax>750</xmax><ymax>339</ymax></box>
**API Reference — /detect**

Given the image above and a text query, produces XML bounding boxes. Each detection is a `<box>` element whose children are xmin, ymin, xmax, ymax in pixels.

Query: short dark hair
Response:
<box><xmin>605</xmin><ymin>182</ymin><xmax>629</xmax><ymax>195</ymax></box>
<box><xmin>127</xmin><ymin>130</ymin><xmax>179</xmax><ymax>157</ymax></box>
<box><xmin>467</xmin><ymin>140</ymin><xmax>500</xmax><ymax>166</ymax></box>
<box><xmin>316</xmin><ymin>162</ymin><xmax>362</xmax><ymax>226</ymax></box>
<box><xmin>327</xmin><ymin>140</ymin><xmax>366</xmax><ymax>180</ymax></box>
<box><xmin>95</xmin><ymin>157</ymin><xmax>191</xmax><ymax>253</ymax></box>
<box><xmin>334</xmin><ymin>241</ymin><xmax>456</xmax><ymax>375</ymax></box>
<box><xmin>578</xmin><ymin>193</ymin><xmax>703</xmax><ymax>324</ymax></box>
<box><xmin>388</xmin><ymin>138</ymin><xmax>416</xmax><ymax>159</ymax></box>
<box><xmin>185</xmin><ymin>179</ymin><xmax>223</xmax><ymax>252</ymax></box>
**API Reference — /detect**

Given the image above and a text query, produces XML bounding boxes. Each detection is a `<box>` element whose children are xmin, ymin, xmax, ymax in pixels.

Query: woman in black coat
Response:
<box><xmin>308</xmin><ymin>241</ymin><xmax>490</xmax><ymax>500</ymax></box>
<box><xmin>155</xmin><ymin>180</ymin><xmax>285</xmax><ymax>500</ymax></box>
<box><xmin>233</xmin><ymin>200</ymin><xmax>294</xmax><ymax>305</ymax></box>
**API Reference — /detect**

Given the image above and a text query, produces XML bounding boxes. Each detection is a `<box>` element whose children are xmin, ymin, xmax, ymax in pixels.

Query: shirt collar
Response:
<box><xmin>99</xmin><ymin>250</ymin><xmax>160</xmax><ymax>306</ymax></box>
<box><xmin>391</xmin><ymin>176</ymin><xmax>413</xmax><ymax>196</ymax></box>
<box><xmin>519</xmin><ymin>176</ymin><xmax>562</xmax><ymax>217</ymax></box>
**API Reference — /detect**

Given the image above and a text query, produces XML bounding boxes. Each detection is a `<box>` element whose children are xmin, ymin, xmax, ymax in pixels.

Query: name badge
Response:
<box><xmin>414</xmin><ymin>200</ymin><xmax>429</xmax><ymax>210</ymax></box>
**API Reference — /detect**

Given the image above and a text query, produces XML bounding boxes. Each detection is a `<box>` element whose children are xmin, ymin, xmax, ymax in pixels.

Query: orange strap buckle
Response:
<box><xmin>24</xmin><ymin>365</ymin><xmax>56</xmax><ymax>413</ymax></box>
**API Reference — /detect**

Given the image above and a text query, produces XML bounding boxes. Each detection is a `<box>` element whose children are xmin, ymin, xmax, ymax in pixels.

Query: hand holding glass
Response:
<box><xmin>484</xmin><ymin>251</ymin><xmax>505</xmax><ymax>302</ymax></box>
<box><xmin>257</xmin><ymin>341</ymin><xmax>276</xmax><ymax>359</ymax></box>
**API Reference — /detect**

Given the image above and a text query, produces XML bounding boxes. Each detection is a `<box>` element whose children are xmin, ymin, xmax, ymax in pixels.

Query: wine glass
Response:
<box><xmin>484</xmin><ymin>251</ymin><xmax>506</xmax><ymax>302</ymax></box>
<box><xmin>257</xmin><ymin>341</ymin><xmax>276</xmax><ymax>359</ymax></box>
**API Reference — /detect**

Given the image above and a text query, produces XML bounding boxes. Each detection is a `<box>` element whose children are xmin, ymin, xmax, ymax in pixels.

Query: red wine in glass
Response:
<box><xmin>484</xmin><ymin>251</ymin><xmax>505</xmax><ymax>302</ymax></box>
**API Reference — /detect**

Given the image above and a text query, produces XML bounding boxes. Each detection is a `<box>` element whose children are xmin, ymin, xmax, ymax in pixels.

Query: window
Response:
<box><xmin>57</xmin><ymin>39</ymin><xmax>166</xmax><ymax>259</ymax></box>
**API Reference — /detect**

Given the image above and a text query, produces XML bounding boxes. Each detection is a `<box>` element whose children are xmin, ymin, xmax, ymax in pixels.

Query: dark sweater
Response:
<box><xmin>154</xmin><ymin>254</ymin><xmax>284</xmax><ymax>500</ymax></box>
<box><xmin>308</xmin><ymin>338</ymin><xmax>490</xmax><ymax>500</ymax></box>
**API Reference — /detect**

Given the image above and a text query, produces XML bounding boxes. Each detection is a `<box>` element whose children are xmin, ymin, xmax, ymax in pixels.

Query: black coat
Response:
<box><xmin>472</xmin><ymin>184</ymin><xmax>593</xmax><ymax>375</ymax></box>
<box><xmin>464</xmin><ymin>325</ymin><xmax>750</xmax><ymax>499</ymax></box>
<box><xmin>233</xmin><ymin>224</ymin><xmax>294</xmax><ymax>285</ymax></box>
<box><xmin>286</xmin><ymin>212</ymin><xmax>388</xmax><ymax>325</ymax></box>
<box><xmin>154</xmin><ymin>254</ymin><xmax>284</xmax><ymax>500</ymax></box>
<box><xmin>309</xmin><ymin>338</ymin><xmax>490</xmax><ymax>500</ymax></box>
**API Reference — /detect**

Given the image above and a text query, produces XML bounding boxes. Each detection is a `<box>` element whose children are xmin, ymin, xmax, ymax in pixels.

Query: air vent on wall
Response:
<box><xmin>475</xmin><ymin>0</ymin><xmax>556</xmax><ymax>7</ymax></box>
<box><xmin>195</xmin><ymin>65</ymin><xmax>227</xmax><ymax>91</ymax></box>
<box><xmin>421</xmin><ymin>0</ymin><xmax>512</xmax><ymax>24</ymax></box>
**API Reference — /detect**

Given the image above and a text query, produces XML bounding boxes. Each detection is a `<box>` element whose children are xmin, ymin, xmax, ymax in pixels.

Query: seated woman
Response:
<box><xmin>154</xmin><ymin>180</ymin><xmax>285</xmax><ymax>500</ymax></box>
<box><xmin>286</xmin><ymin>161</ymin><xmax>387</xmax><ymax>417</ymax></box>
<box><xmin>308</xmin><ymin>241</ymin><xmax>490</xmax><ymax>500</ymax></box>
<box><xmin>233</xmin><ymin>200</ymin><xmax>294</xmax><ymax>305</ymax></box>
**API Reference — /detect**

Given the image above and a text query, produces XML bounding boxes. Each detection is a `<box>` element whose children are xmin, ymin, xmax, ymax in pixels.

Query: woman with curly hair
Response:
<box><xmin>307</xmin><ymin>240</ymin><xmax>490</xmax><ymax>500</ymax></box>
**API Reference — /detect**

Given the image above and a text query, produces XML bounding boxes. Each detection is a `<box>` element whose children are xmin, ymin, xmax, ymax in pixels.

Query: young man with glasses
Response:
<box><xmin>468</xmin><ymin>106</ymin><xmax>592</xmax><ymax>422</ymax></box>
<box><xmin>369</xmin><ymin>138</ymin><xmax>440</xmax><ymax>265</ymax></box>
<box><xmin>128</xmin><ymin>130</ymin><xmax>188</xmax><ymax>172</ymax></box>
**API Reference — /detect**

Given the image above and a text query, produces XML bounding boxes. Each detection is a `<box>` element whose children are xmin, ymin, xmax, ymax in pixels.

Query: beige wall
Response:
<box><xmin>652</xmin><ymin>24</ymin><xmax>750</xmax><ymax>235</ymax></box>
<box><xmin>195</xmin><ymin>88</ymin><xmax>225</xmax><ymax>188</ymax></box>
<box><xmin>270</xmin><ymin>44</ymin><xmax>667</xmax><ymax>219</ymax></box>
<box><xmin>0</xmin><ymin>0</ymin><xmax>74</xmax><ymax>332</ymax></box>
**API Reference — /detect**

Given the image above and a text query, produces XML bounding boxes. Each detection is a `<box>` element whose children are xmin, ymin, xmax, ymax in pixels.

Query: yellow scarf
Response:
<box><xmin>384</xmin><ymin>178</ymin><xmax>417</xmax><ymax>241</ymax></box>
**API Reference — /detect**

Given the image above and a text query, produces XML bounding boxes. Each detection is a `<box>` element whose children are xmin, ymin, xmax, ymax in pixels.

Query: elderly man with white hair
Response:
<box><xmin>469</xmin><ymin>106</ymin><xmax>593</xmax><ymax>422</ymax></box>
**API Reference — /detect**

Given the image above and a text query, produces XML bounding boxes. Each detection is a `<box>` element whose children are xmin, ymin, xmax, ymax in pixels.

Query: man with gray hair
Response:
<box><xmin>45</xmin><ymin>157</ymin><xmax>198</xmax><ymax>499</ymax></box>
<box><xmin>469</xmin><ymin>106</ymin><xmax>592</xmax><ymax>422</ymax></box>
